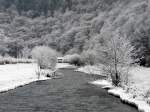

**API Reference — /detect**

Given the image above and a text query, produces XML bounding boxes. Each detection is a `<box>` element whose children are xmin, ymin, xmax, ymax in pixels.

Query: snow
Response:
<box><xmin>108</xmin><ymin>88</ymin><xmax>150</xmax><ymax>112</ymax></box>
<box><xmin>56</xmin><ymin>63</ymin><xmax>76</xmax><ymax>69</ymax></box>
<box><xmin>130</xmin><ymin>67</ymin><xmax>150</xmax><ymax>97</ymax></box>
<box><xmin>0</xmin><ymin>63</ymin><xmax>48</xmax><ymax>92</ymax></box>
<box><xmin>90</xmin><ymin>80</ymin><xmax>150</xmax><ymax>112</ymax></box>
<box><xmin>90</xmin><ymin>80</ymin><xmax>112</xmax><ymax>87</ymax></box>
<box><xmin>76</xmin><ymin>65</ymin><xmax>105</xmax><ymax>76</ymax></box>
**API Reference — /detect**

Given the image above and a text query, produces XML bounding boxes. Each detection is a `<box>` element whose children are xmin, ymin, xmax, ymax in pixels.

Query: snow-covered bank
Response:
<box><xmin>76</xmin><ymin>65</ymin><xmax>105</xmax><ymax>76</ymax></box>
<box><xmin>0</xmin><ymin>63</ymin><xmax>74</xmax><ymax>92</ymax></box>
<box><xmin>90</xmin><ymin>80</ymin><xmax>150</xmax><ymax>112</ymax></box>
<box><xmin>108</xmin><ymin>88</ymin><xmax>150</xmax><ymax>112</ymax></box>
<box><xmin>78</xmin><ymin>65</ymin><xmax>150</xmax><ymax>112</ymax></box>
<box><xmin>90</xmin><ymin>80</ymin><xmax>113</xmax><ymax>89</ymax></box>
<box><xmin>0</xmin><ymin>63</ymin><xmax>48</xmax><ymax>92</ymax></box>
<box><xmin>130</xmin><ymin>67</ymin><xmax>150</xmax><ymax>100</ymax></box>
<box><xmin>56</xmin><ymin>63</ymin><xmax>76</xmax><ymax>69</ymax></box>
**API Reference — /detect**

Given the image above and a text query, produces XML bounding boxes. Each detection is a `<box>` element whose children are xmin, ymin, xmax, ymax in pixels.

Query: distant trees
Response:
<box><xmin>65</xmin><ymin>0</ymin><xmax>72</xmax><ymax>10</ymax></box>
<box><xmin>0</xmin><ymin>0</ymin><xmax>70</xmax><ymax>17</ymax></box>
<box><xmin>133</xmin><ymin>26</ymin><xmax>150</xmax><ymax>66</ymax></box>
<box><xmin>63</xmin><ymin>54</ymin><xmax>84</xmax><ymax>66</ymax></box>
<box><xmin>7</xmin><ymin>39</ymin><xmax>24</xmax><ymax>58</ymax></box>
<box><xmin>0</xmin><ymin>44</ymin><xmax>8</xmax><ymax>56</ymax></box>
<box><xmin>0</xmin><ymin>0</ymin><xmax>149</xmax><ymax>67</ymax></box>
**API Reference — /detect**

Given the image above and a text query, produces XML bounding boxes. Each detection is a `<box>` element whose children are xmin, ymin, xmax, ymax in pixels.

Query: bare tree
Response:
<box><xmin>99</xmin><ymin>32</ymin><xmax>136</xmax><ymax>87</ymax></box>
<box><xmin>31</xmin><ymin>46</ymin><xmax>57</xmax><ymax>79</ymax></box>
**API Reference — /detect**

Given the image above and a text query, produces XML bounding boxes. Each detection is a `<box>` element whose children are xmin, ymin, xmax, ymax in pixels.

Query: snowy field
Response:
<box><xmin>0</xmin><ymin>63</ymin><xmax>74</xmax><ymax>93</ymax></box>
<box><xmin>78</xmin><ymin>65</ymin><xmax>150</xmax><ymax>112</ymax></box>
<box><xmin>130</xmin><ymin>67</ymin><xmax>150</xmax><ymax>99</ymax></box>
<box><xmin>0</xmin><ymin>63</ymin><xmax>48</xmax><ymax>92</ymax></box>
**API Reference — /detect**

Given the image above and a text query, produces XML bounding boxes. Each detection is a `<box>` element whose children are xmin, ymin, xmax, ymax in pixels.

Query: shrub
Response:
<box><xmin>31</xmin><ymin>46</ymin><xmax>57</xmax><ymax>70</ymax></box>
<box><xmin>69</xmin><ymin>54</ymin><xmax>83</xmax><ymax>66</ymax></box>
<box><xmin>81</xmin><ymin>50</ymin><xmax>98</xmax><ymax>65</ymax></box>
<box><xmin>63</xmin><ymin>54</ymin><xmax>84</xmax><ymax>66</ymax></box>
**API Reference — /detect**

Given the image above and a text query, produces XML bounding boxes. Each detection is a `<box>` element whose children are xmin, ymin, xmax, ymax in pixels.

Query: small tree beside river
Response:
<box><xmin>31</xmin><ymin>46</ymin><xmax>57</xmax><ymax>78</ymax></box>
<box><xmin>98</xmin><ymin>33</ymin><xmax>136</xmax><ymax>87</ymax></box>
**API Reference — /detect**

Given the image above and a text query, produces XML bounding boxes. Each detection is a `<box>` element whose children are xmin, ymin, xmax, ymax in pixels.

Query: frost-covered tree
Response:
<box><xmin>98</xmin><ymin>32</ymin><xmax>136</xmax><ymax>86</ymax></box>
<box><xmin>31</xmin><ymin>46</ymin><xmax>57</xmax><ymax>70</ymax></box>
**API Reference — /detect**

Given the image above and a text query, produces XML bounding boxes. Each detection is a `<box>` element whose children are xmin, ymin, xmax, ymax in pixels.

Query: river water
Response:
<box><xmin>0</xmin><ymin>68</ymin><xmax>138</xmax><ymax>112</ymax></box>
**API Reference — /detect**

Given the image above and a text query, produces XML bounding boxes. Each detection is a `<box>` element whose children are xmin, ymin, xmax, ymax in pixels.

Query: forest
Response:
<box><xmin>0</xmin><ymin>0</ymin><xmax>150</xmax><ymax>66</ymax></box>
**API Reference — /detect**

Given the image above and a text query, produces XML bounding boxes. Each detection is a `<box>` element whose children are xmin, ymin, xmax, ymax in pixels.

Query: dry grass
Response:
<box><xmin>0</xmin><ymin>56</ymin><xmax>35</xmax><ymax>65</ymax></box>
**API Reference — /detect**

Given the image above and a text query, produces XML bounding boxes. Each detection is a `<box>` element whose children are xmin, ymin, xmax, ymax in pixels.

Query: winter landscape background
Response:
<box><xmin>0</xmin><ymin>0</ymin><xmax>150</xmax><ymax>112</ymax></box>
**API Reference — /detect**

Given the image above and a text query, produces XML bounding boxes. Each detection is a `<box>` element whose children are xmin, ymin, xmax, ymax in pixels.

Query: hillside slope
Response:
<box><xmin>0</xmin><ymin>0</ymin><xmax>149</xmax><ymax>65</ymax></box>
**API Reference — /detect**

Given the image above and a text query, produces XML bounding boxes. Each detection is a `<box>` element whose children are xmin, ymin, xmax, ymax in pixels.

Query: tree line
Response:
<box><xmin>0</xmin><ymin>0</ymin><xmax>72</xmax><ymax>17</ymax></box>
<box><xmin>0</xmin><ymin>0</ymin><xmax>150</xmax><ymax>66</ymax></box>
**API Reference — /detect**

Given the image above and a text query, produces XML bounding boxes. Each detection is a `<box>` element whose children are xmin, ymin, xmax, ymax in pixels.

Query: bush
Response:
<box><xmin>81</xmin><ymin>50</ymin><xmax>98</xmax><ymax>65</ymax></box>
<box><xmin>31</xmin><ymin>46</ymin><xmax>57</xmax><ymax>70</ymax></box>
<box><xmin>63</xmin><ymin>54</ymin><xmax>84</xmax><ymax>66</ymax></box>
<box><xmin>69</xmin><ymin>54</ymin><xmax>83</xmax><ymax>66</ymax></box>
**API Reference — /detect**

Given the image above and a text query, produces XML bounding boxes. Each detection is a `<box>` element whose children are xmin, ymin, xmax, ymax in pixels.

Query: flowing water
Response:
<box><xmin>0</xmin><ymin>68</ymin><xmax>138</xmax><ymax>112</ymax></box>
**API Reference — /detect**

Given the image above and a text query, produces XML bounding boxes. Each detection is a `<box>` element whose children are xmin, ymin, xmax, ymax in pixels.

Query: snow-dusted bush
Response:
<box><xmin>31</xmin><ymin>46</ymin><xmax>57</xmax><ymax>70</ymax></box>
<box><xmin>81</xmin><ymin>50</ymin><xmax>98</xmax><ymax>65</ymax></box>
<box><xmin>64</xmin><ymin>54</ymin><xmax>84</xmax><ymax>66</ymax></box>
<box><xmin>69</xmin><ymin>54</ymin><xmax>83</xmax><ymax>66</ymax></box>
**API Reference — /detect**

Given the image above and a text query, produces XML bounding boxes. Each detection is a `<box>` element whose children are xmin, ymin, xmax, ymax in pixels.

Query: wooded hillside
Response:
<box><xmin>0</xmin><ymin>0</ymin><xmax>150</xmax><ymax>66</ymax></box>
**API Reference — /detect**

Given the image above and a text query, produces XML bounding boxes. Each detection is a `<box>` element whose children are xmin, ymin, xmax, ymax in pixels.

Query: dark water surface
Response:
<box><xmin>0</xmin><ymin>68</ymin><xmax>138</xmax><ymax>112</ymax></box>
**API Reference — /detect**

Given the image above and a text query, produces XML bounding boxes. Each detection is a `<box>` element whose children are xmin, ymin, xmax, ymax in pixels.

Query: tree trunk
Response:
<box><xmin>113</xmin><ymin>38</ymin><xmax>120</xmax><ymax>86</ymax></box>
